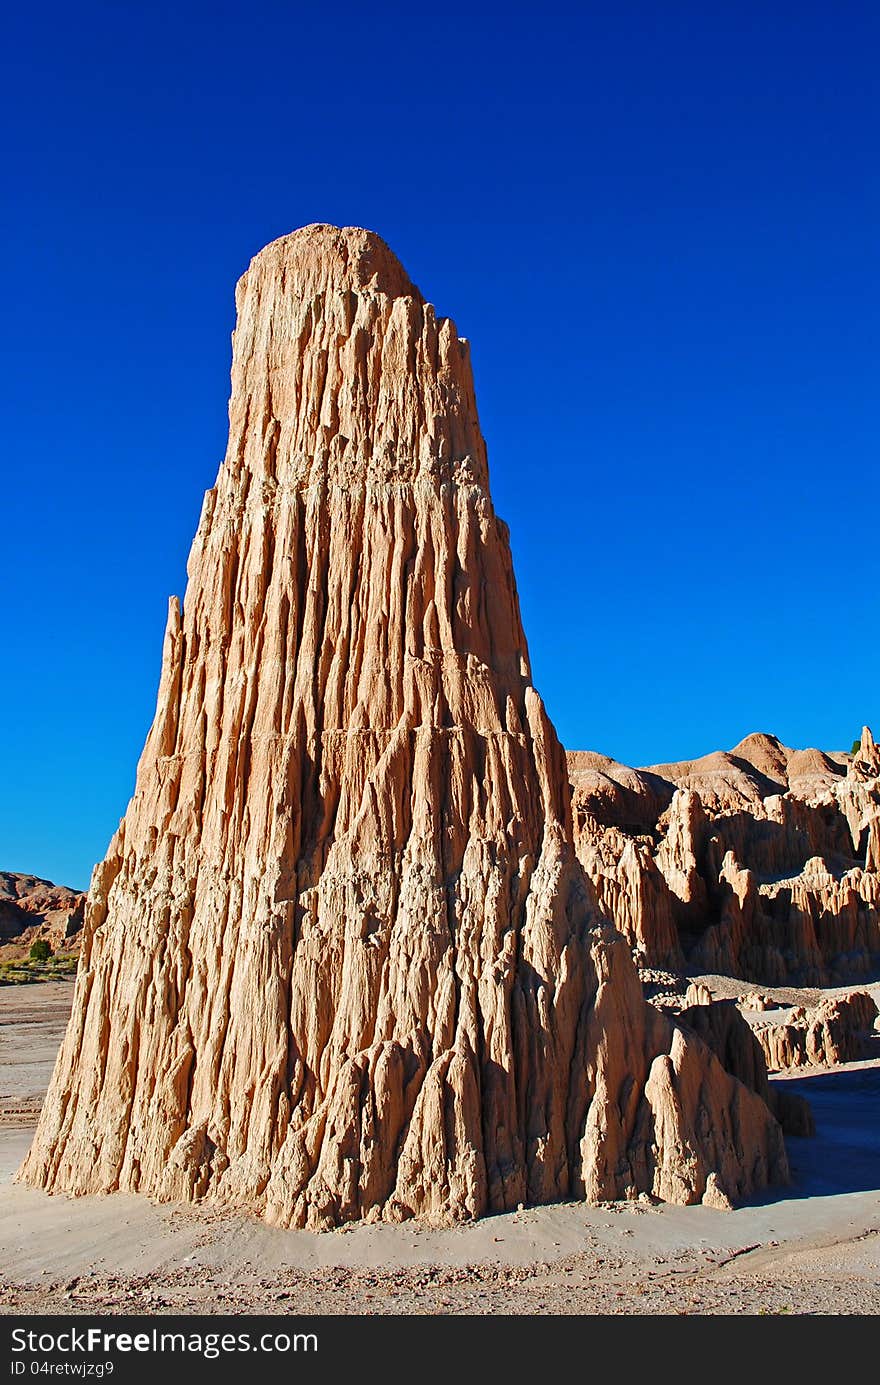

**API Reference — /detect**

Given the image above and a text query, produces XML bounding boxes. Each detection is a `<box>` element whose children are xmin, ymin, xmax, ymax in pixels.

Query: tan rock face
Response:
<box><xmin>570</xmin><ymin>729</ymin><xmax>880</xmax><ymax>986</ymax></box>
<box><xmin>19</xmin><ymin>224</ymin><xmax>787</xmax><ymax>1225</ymax></box>
<box><xmin>754</xmin><ymin>992</ymin><xmax>879</xmax><ymax>1071</ymax></box>
<box><xmin>676</xmin><ymin>997</ymin><xmax>814</xmax><ymax>1137</ymax></box>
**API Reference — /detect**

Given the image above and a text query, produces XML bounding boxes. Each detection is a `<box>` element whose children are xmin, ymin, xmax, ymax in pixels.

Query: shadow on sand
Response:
<box><xmin>745</xmin><ymin>1062</ymin><xmax>880</xmax><ymax>1205</ymax></box>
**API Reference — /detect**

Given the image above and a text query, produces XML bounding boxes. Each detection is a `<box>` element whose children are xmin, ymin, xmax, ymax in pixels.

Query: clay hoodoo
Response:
<box><xmin>21</xmin><ymin>225</ymin><xmax>786</xmax><ymax>1227</ymax></box>
<box><xmin>569</xmin><ymin>726</ymin><xmax>880</xmax><ymax>986</ymax></box>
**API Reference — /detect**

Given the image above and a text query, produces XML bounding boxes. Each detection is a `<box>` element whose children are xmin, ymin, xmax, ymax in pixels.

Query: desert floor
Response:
<box><xmin>1</xmin><ymin>980</ymin><xmax>878</xmax><ymax>1316</ymax></box>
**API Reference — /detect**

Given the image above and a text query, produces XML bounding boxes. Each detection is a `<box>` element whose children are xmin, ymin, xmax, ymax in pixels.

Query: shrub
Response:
<box><xmin>851</xmin><ymin>739</ymin><xmax>861</xmax><ymax>755</ymax></box>
<box><xmin>28</xmin><ymin>939</ymin><xmax>52</xmax><ymax>962</ymax></box>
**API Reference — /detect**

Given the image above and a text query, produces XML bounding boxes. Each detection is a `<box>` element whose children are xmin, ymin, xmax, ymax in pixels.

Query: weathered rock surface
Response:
<box><xmin>0</xmin><ymin>873</ymin><xmax>85</xmax><ymax>951</ymax></box>
<box><xmin>20</xmin><ymin>224</ymin><xmax>787</xmax><ymax>1226</ymax></box>
<box><xmin>676</xmin><ymin>998</ymin><xmax>814</xmax><ymax>1136</ymax></box>
<box><xmin>753</xmin><ymin>992</ymin><xmax>879</xmax><ymax>1071</ymax></box>
<box><xmin>570</xmin><ymin>729</ymin><xmax>880</xmax><ymax>986</ymax></box>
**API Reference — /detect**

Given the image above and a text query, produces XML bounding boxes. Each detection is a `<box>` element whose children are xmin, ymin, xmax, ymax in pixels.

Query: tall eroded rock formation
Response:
<box><xmin>21</xmin><ymin>226</ymin><xmax>787</xmax><ymax>1226</ymax></box>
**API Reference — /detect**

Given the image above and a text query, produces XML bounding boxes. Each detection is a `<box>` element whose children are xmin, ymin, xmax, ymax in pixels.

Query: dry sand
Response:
<box><xmin>1</xmin><ymin>980</ymin><xmax>878</xmax><ymax>1315</ymax></box>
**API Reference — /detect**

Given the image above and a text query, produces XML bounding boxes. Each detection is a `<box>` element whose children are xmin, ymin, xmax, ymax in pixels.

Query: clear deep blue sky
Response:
<box><xmin>3</xmin><ymin>3</ymin><xmax>877</xmax><ymax>889</ymax></box>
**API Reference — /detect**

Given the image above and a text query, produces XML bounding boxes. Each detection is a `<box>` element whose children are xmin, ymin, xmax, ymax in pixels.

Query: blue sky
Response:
<box><xmin>2</xmin><ymin>2</ymin><xmax>877</xmax><ymax>889</ymax></box>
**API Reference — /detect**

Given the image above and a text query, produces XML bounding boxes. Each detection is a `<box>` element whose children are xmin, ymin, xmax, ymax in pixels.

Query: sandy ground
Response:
<box><xmin>1</xmin><ymin>980</ymin><xmax>878</xmax><ymax>1315</ymax></box>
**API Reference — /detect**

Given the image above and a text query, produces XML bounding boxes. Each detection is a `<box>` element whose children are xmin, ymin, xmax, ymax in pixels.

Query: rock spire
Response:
<box><xmin>21</xmin><ymin>226</ymin><xmax>786</xmax><ymax>1226</ymax></box>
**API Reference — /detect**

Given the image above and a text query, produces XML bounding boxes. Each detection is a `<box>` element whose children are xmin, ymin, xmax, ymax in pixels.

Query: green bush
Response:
<box><xmin>851</xmin><ymin>739</ymin><xmax>861</xmax><ymax>755</ymax></box>
<box><xmin>28</xmin><ymin>939</ymin><xmax>52</xmax><ymax>962</ymax></box>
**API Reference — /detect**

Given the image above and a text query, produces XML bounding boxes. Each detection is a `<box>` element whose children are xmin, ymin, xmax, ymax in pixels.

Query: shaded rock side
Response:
<box><xmin>677</xmin><ymin>998</ymin><xmax>814</xmax><ymax>1137</ymax></box>
<box><xmin>0</xmin><ymin>873</ymin><xmax>85</xmax><ymax>948</ymax></box>
<box><xmin>20</xmin><ymin>225</ymin><xmax>786</xmax><ymax>1227</ymax></box>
